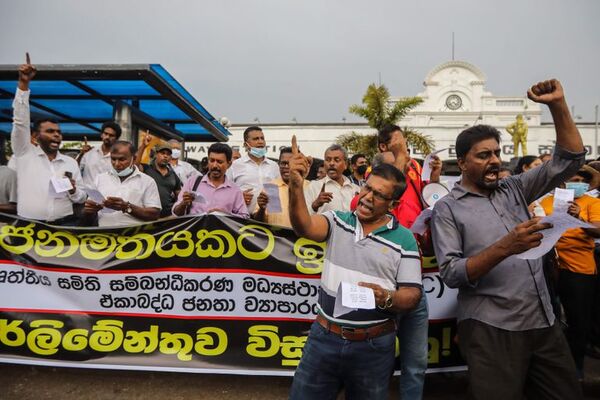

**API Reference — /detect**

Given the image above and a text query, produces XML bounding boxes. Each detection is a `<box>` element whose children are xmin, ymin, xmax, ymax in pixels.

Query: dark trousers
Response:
<box><xmin>558</xmin><ymin>268</ymin><xmax>596</xmax><ymax>373</ymax></box>
<box><xmin>457</xmin><ymin>319</ymin><xmax>582</xmax><ymax>400</ymax></box>
<box><xmin>591</xmin><ymin>246</ymin><xmax>600</xmax><ymax>347</ymax></box>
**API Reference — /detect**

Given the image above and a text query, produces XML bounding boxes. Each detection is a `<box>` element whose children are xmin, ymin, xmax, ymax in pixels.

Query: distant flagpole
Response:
<box><xmin>452</xmin><ymin>32</ymin><xmax>455</xmax><ymax>61</ymax></box>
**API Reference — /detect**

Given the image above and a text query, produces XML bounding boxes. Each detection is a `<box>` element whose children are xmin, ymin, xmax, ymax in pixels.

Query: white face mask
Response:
<box><xmin>112</xmin><ymin>161</ymin><xmax>135</xmax><ymax>177</ymax></box>
<box><xmin>171</xmin><ymin>149</ymin><xmax>181</xmax><ymax>159</ymax></box>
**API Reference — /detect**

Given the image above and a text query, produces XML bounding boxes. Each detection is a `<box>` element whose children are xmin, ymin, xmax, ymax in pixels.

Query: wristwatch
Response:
<box><xmin>124</xmin><ymin>202</ymin><xmax>133</xmax><ymax>214</ymax></box>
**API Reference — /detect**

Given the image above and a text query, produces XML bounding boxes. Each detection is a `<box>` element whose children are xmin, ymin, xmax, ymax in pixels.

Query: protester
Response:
<box><xmin>287</xmin><ymin>136</ymin><xmax>422</xmax><ymax>399</ymax></box>
<box><xmin>372</xmin><ymin>125</ymin><xmax>443</xmax><ymax>399</ymax></box>
<box><xmin>227</xmin><ymin>126</ymin><xmax>280</xmax><ymax>212</ymax></box>
<box><xmin>82</xmin><ymin>141</ymin><xmax>161</xmax><ymax>227</ymax></box>
<box><xmin>349</xmin><ymin>153</ymin><xmax>368</xmax><ymax>186</ymax></box>
<box><xmin>11</xmin><ymin>54</ymin><xmax>86</xmax><ymax>225</ymax></box>
<box><xmin>305</xmin><ymin>158</ymin><xmax>323</xmax><ymax>181</ymax></box>
<box><xmin>252</xmin><ymin>146</ymin><xmax>308</xmax><ymax>227</ymax></box>
<box><xmin>377</xmin><ymin>124</ymin><xmax>442</xmax><ymax>228</ymax></box>
<box><xmin>540</xmin><ymin>152</ymin><xmax>552</xmax><ymax>163</ymax></box>
<box><xmin>168</xmin><ymin>139</ymin><xmax>198</xmax><ymax>182</ymax></box>
<box><xmin>135</xmin><ymin>137</ymin><xmax>182</xmax><ymax>218</ymax></box>
<box><xmin>200</xmin><ymin>156</ymin><xmax>209</xmax><ymax>175</ymax></box>
<box><xmin>232</xmin><ymin>148</ymin><xmax>242</xmax><ymax>161</ymax></box>
<box><xmin>304</xmin><ymin>144</ymin><xmax>359</xmax><ymax>213</ymax></box>
<box><xmin>172</xmin><ymin>143</ymin><xmax>248</xmax><ymax>218</ymax></box>
<box><xmin>431</xmin><ymin>79</ymin><xmax>584</xmax><ymax>399</ymax></box>
<box><xmin>514</xmin><ymin>155</ymin><xmax>542</xmax><ymax>174</ymax></box>
<box><xmin>0</xmin><ymin>166</ymin><xmax>17</xmax><ymax>214</ymax></box>
<box><xmin>78</xmin><ymin>121</ymin><xmax>122</xmax><ymax>187</ymax></box>
<box><xmin>540</xmin><ymin>168</ymin><xmax>600</xmax><ymax>378</ymax></box>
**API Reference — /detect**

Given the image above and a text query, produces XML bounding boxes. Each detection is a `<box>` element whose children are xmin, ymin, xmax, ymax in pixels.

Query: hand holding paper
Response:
<box><xmin>333</xmin><ymin>282</ymin><xmax>376</xmax><ymax>317</ymax></box>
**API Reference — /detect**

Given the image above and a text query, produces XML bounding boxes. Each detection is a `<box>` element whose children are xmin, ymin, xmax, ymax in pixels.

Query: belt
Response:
<box><xmin>316</xmin><ymin>314</ymin><xmax>396</xmax><ymax>341</ymax></box>
<box><xmin>40</xmin><ymin>214</ymin><xmax>76</xmax><ymax>226</ymax></box>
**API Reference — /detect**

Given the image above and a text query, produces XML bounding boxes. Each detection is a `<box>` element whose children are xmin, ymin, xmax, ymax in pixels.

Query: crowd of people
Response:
<box><xmin>4</xmin><ymin>56</ymin><xmax>600</xmax><ymax>399</ymax></box>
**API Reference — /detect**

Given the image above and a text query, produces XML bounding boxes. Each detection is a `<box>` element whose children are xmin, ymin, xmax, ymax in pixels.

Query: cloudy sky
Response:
<box><xmin>1</xmin><ymin>0</ymin><xmax>598</xmax><ymax>124</ymax></box>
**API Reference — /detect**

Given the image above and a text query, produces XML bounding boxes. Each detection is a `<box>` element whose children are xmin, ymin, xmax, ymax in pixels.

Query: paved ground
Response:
<box><xmin>1</xmin><ymin>357</ymin><xmax>599</xmax><ymax>399</ymax></box>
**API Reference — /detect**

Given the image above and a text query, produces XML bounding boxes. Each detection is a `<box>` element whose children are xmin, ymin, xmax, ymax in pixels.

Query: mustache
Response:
<box><xmin>485</xmin><ymin>166</ymin><xmax>500</xmax><ymax>173</ymax></box>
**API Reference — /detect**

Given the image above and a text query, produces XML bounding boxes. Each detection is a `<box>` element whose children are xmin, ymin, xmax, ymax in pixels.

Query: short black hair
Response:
<box><xmin>111</xmin><ymin>140</ymin><xmax>135</xmax><ymax>155</ymax></box>
<box><xmin>455</xmin><ymin>125</ymin><xmax>501</xmax><ymax>159</ymax></box>
<box><xmin>208</xmin><ymin>143</ymin><xmax>233</xmax><ymax>162</ymax></box>
<box><xmin>369</xmin><ymin>163</ymin><xmax>406</xmax><ymax>200</ymax></box>
<box><xmin>499</xmin><ymin>166</ymin><xmax>513</xmax><ymax>175</ymax></box>
<box><xmin>377</xmin><ymin>124</ymin><xmax>402</xmax><ymax>147</ymax></box>
<box><xmin>350</xmin><ymin>153</ymin><xmax>367</xmax><ymax>165</ymax></box>
<box><xmin>514</xmin><ymin>155</ymin><xmax>540</xmax><ymax>174</ymax></box>
<box><xmin>101</xmin><ymin>121</ymin><xmax>122</xmax><ymax>138</ymax></box>
<box><xmin>306</xmin><ymin>158</ymin><xmax>324</xmax><ymax>181</ymax></box>
<box><xmin>279</xmin><ymin>146</ymin><xmax>293</xmax><ymax>161</ymax></box>
<box><xmin>243</xmin><ymin>126</ymin><xmax>262</xmax><ymax>142</ymax></box>
<box><xmin>32</xmin><ymin>118</ymin><xmax>60</xmax><ymax>133</ymax></box>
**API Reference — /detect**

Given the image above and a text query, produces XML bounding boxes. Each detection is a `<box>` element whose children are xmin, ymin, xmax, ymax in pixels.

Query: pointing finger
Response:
<box><xmin>320</xmin><ymin>183</ymin><xmax>326</xmax><ymax>193</ymax></box>
<box><xmin>26</xmin><ymin>52</ymin><xmax>31</xmax><ymax>65</ymax></box>
<box><xmin>291</xmin><ymin>135</ymin><xmax>298</xmax><ymax>155</ymax></box>
<box><xmin>83</xmin><ymin>136</ymin><xmax>88</xmax><ymax>145</ymax></box>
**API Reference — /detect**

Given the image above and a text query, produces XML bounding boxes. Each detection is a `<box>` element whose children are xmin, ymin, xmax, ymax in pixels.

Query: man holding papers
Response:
<box><xmin>11</xmin><ymin>54</ymin><xmax>86</xmax><ymax>226</ymax></box>
<box><xmin>431</xmin><ymin>79</ymin><xmax>585</xmax><ymax>399</ymax></box>
<box><xmin>172</xmin><ymin>143</ymin><xmax>248</xmax><ymax>218</ymax></box>
<box><xmin>81</xmin><ymin>141</ymin><xmax>161</xmax><ymax>227</ymax></box>
<box><xmin>287</xmin><ymin>136</ymin><xmax>422</xmax><ymax>400</ymax></box>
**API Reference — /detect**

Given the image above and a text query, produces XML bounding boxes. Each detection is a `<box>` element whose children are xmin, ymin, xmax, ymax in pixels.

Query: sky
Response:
<box><xmin>1</xmin><ymin>0</ymin><xmax>599</xmax><ymax>124</ymax></box>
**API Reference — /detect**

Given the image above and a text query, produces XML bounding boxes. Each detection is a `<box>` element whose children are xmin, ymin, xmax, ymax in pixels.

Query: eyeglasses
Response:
<box><xmin>361</xmin><ymin>184</ymin><xmax>394</xmax><ymax>202</ymax></box>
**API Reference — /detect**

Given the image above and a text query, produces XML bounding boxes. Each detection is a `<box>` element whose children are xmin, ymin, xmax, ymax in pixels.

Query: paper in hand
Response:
<box><xmin>263</xmin><ymin>183</ymin><xmax>282</xmax><ymax>213</ymax></box>
<box><xmin>83</xmin><ymin>187</ymin><xmax>105</xmax><ymax>204</ymax></box>
<box><xmin>421</xmin><ymin>148</ymin><xmax>447</xmax><ymax>181</ymax></box>
<box><xmin>333</xmin><ymin>282</ymin><xmax>376</xmax><ymax>317</ymax></box>
<box><xmin>516</xmin><ymin>213</ymin><xmax>593</xmax><ymax>260</ymax></box>
<box><xmin>553</xmin><ymin>188</ymin><xmax>574</xmax><ymax>214</ymax></box>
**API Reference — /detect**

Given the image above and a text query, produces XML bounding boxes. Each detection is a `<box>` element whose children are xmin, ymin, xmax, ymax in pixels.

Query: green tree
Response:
<box><xmin>338</xmin><ymin>83</ymin><xmax>434</xmax><ymax>158</ymax></box>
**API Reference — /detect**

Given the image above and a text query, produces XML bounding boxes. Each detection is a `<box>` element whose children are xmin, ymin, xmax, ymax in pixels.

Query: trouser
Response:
<box><xmin>590</xmin><ymin>246</ymin><xmax>600</xmax><ymax>347</ymax></box>
<box><xmin>557</xmin><ymin>268</ymin><xmax>596</xmax><ymax>374</ymax></box>
<box><xmin>457</xmin><ymin>319</ymin><xmax>582</xmax><ymax>400</ymax></box>
<box><xmin>397</xmin><ymin>291</ymin><xmax>429</xmax><ymax>400</ymax></box>
<box><xmin>289</xmin><ymin>321</ymin><xmax>396</xmax><ymax>400</ymax></box>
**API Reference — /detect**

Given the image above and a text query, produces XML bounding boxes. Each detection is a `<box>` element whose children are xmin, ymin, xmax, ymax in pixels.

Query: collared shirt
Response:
<box><xmin>80</xmin><ymin>146</ymin><xmax>112</xmax><ymax>187</ymax></box>
<box><xmin>393</xmin><ymin>159</ymin><xmax>425</xmax><ymax>229</ymax></box>
<box><xmin>304</xmin><ymin>176</ymin><xmax>360</xmax><ymax>214</ymax></box>
<box><xmin>348</xmin><ymin>175</ymin><xmax>366</xmax><ymax>187</ymax></box>
<box><xmin>0</xmin><ymin>166</ymin><xmax>17</xmax><ymax>204</ymax></box>
<box><xmin>142</xmin><ymin>163</ymin><xmax>182</xmax><ymax>218</ymax></box>
<box><xmin>253</xmin><ymin>178</ymin><xmax>308</xmax><ymax>227</ymax></box>
<box><xmin>171</xmin><ymin>159</ymin><xmax>199</xmax><ymax>183</ymax></box>
<box><xmin>319</xmin><ymin>211</ymin><xmax>422</xmax><ymax>326</ymax></box>
<box><xmin>172</xmin><ymin>174</ymin><xmax>249</xmax><ymax>218</ymax></box>
<box><xmin>226</xmin><ymin>154</ymin><xmax>280</xmax><ymax>212</ymax></box>
<box><xmin>93</xmin><ymin>167</ymin><xmax>161</xmax><ymax>227</ymax></box>
<box><xmin>431</xmin><ymin>145</ymin><xmax>585</xmax><ymax>331</ymax></box>
<box><xmin>11</xmin><ymin>89</ymin><xmax>86</xmax><ymax>221</ymax></box>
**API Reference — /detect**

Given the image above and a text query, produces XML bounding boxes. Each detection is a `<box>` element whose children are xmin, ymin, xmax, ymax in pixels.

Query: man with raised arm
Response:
<box><xmin>431</xmin><ymin>79</ymin><xmax>584</xmax><ymax>399</ymax></box>
<box><xmin>11</xmin><ymin>54</ymin><xmax>86</xmax><ymax>226</ymax></box>
<box><xmin>287</xmin><ymin>136</ymin><xmax>422</xmax><ymax>400</ymax></box>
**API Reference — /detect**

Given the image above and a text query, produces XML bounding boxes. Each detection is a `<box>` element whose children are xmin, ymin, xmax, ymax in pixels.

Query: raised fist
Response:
<box><xmin>527</xmin><ymin>79</ymin><xmax>564</xmax><ymax>105</ymax></box>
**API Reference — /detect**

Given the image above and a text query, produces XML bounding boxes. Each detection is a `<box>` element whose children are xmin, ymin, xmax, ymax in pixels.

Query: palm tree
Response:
<box><xmin>337</xmin><ymin>83</ymin><xmax>434</xmax><ymax>158</ymax></box>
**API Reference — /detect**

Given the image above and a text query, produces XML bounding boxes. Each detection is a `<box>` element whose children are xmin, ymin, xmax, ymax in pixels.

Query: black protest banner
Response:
<box><xmin>0</xmin><ymin>214</ymin><xmax>463</xmax><ymax>374</ymax></box>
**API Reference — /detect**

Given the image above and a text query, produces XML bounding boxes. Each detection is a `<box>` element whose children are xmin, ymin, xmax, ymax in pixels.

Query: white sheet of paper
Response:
<box><xmin>50</xmin><ymin>177</ymin><xmax>73</xmax><ymax>194</ymax></box>
<box><xmin>193</xmin><ymin>192</ymin><xmax>207</xmax><ymax>204</ymax></box>
<box><xmin>410</xmin><ymin>208</ymin><xmax>433</xmax><ymax>235</ymax></box>
<box><xmin>421</xmin><ymin>148</ymin><xmax>448</xmax><ymax>181</ymax></box>
<box><xmin>333</xmin><ymin>282</ymin><xmax>375</xmax><ymax>317</ymax></box>
<box><xmin>553</xmin><ymin>188</ymin><xmax>574</xmax><ymax>214</ymax></box>
<box><xmin>263</xmin><ymin>183</ymin><xmax>282</xmax><ymax>213</ymax></box>
<box><xmin>516</xmin><ymin>213</ymin><xmax>594</xmax><ymax>260</ymax></box>
<box><xmin>83</xmin><ymin>188</ymin><xmax>105</xmax><ymax>204</ymax></box>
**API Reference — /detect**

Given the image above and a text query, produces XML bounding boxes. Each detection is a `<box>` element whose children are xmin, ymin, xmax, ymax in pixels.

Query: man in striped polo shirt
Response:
<box><xmin>287</xmin><ymin>137</ymin><xmax>422</xmax><ymax>400</ymax></box>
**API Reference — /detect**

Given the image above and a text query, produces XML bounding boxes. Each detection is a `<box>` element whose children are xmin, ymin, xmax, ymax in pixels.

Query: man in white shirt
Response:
<box><xmin>11</xmin><ymin>54</ymin><xmax>86</xmax><ymax>226</ymax></box>
<box><xmin>77</xmin><ymin>121</ymin><xmax>122</xmax><ymax>187</ymax></box>
<box><xmin>226</xmin><ymin>126</ymin><xmax>280</xmax><ymax>212</ymax></box>
<box><xmin>82</xmin><ymin>141</ymin><xmax>161</xmax><ymax>227</ymax></box>
<box><xmin>304</xmin><ymin>144</ymin><xmax>360</xmax><ymax>214</ymax></box>
<box><xmin>168</xmin><ymin>139</ymin><xmax>199</xmax><ymax>182</ymax></box>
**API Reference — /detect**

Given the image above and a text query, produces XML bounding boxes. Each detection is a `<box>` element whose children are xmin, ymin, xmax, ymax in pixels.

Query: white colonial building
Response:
<box><xmin>184</xmin><ymin>60</ymin><xmax>599</xmax><ymax>161</ymax></box>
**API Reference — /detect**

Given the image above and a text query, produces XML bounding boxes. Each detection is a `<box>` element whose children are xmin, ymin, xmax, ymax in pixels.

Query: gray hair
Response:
<box><xmin>371</xmin><ymin>153</ymin><xmax>386</xmax><ymax>169</ymax></box>
<box><xmin>324</xmin><ymin>144</ymin><xmax>348</xmax><ymax>160</ymax></box>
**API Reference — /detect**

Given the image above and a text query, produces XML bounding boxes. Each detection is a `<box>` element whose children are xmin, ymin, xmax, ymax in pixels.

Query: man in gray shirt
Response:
<box><xmin>0</xmin><ymin>166</ymin><xmax>17</xmax><ymax>214</ymax></box>
<box><xmin>432</xmin><ymin>79</ymin><xmax>584</xmax><ymax>399</ymax></box>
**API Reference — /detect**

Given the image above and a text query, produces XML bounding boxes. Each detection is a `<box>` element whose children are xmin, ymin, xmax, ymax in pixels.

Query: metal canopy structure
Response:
<box><xmin>0</xmin><ymin>64</ymin><xmax>230</xmax><ymax>142</ymax></box>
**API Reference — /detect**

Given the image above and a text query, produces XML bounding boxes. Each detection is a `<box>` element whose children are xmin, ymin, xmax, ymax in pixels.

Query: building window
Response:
<box><xmin>496</xmin><ymin>100</ymin><xmax>524</xmax><ymax>107</ymax></box>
